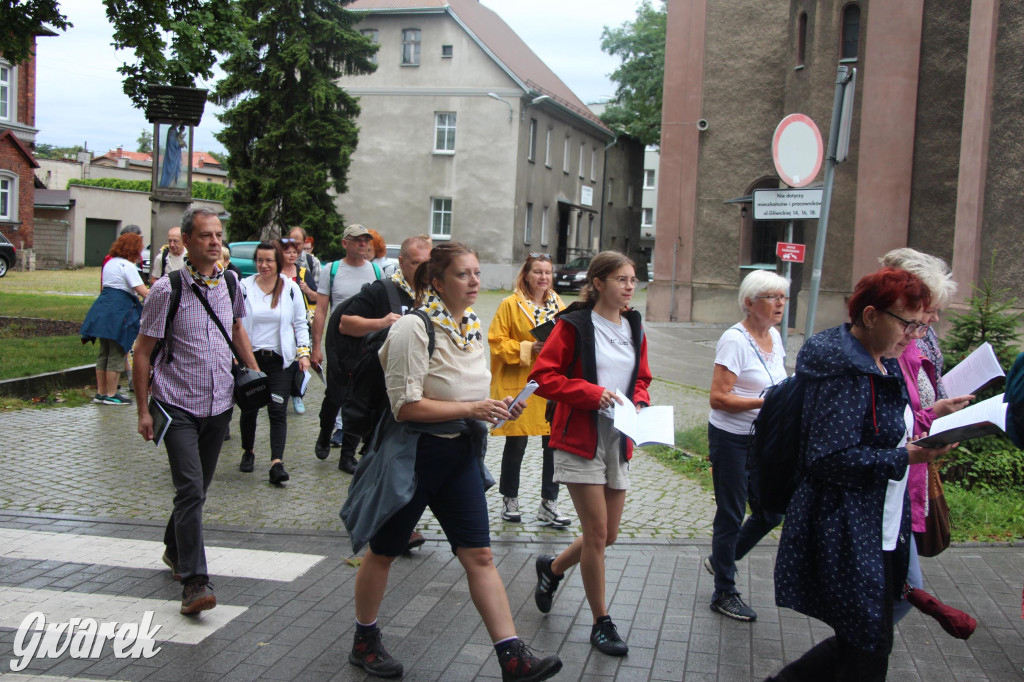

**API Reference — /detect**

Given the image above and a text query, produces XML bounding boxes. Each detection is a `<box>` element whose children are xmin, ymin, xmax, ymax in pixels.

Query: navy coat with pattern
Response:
<box><xmin>774</xmin><ymin>323</ymin><xmax>911</xmax><ymax>652</ymax></box>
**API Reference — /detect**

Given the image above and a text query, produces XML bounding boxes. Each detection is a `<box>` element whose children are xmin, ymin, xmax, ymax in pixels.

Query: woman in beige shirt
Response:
<box><xmin>346</xmin><ymin>242</ymin><xmax>562</xmax><ymax>682</ymax></box>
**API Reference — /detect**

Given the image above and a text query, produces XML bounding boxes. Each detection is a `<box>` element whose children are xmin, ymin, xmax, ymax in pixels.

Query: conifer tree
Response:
<box><xmin>213</xmin><ymin>0</ymin><xmax>376</xmax><ymax>257</ymax></box>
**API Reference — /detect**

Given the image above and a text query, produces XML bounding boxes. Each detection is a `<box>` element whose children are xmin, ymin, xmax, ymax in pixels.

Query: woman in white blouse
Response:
<box><xmin>238</xmin><ymin>242</ymin><xmax>310</xmax><ymax>485</ymax></box>
<box><xmin>704</xmin><ymin>269</ymin><xmax>790</xmax><ymax>622</ymax></box>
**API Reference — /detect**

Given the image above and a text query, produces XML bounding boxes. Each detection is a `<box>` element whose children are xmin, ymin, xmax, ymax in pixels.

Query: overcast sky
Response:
<box><xmin>34</xmin><ymin>0</ymin><xmax>645</xmax><ymax>156</ymax></box>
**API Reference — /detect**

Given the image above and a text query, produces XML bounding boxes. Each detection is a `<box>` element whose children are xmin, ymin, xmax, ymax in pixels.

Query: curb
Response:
<box><xmin>0</xmin><ymin>364</ymin><xmax>96</xmax><ymax>398</ymax></box>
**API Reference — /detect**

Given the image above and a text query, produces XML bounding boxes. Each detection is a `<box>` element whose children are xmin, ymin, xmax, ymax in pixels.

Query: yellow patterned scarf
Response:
<box><xmin>515</xmin><ymin>289</ymin><xmax>563</xmax><ymax>327</ymax></box>
<box><xmin>419</xmin><ymin>287</ymin><xmax>483</xmax><ymax>351</ymax></box>
<box><xmin>390</xmin><ymin>270</ymin><xmax>415</xmax><ymax>300</ymax></box>
<box><xmin>184</xmin><ymin>256</ymin><xmax>224</xmax><ymax>288</ymax></box>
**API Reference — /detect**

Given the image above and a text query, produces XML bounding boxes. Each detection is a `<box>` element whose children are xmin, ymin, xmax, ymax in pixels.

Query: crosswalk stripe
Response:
<box><xmin>0</xmin><ymin>587</ymin><xmax>246</xmax><ymax>645</ymax></box>
<box><xmin>3</xmin><ymin>676</ymin><xmax>131</xmax><ymax>681</ymax></box>
<box><xmin>0</xmin><ymin>528</ymin><xmax>326</xmax><ymax>582</ymax></box>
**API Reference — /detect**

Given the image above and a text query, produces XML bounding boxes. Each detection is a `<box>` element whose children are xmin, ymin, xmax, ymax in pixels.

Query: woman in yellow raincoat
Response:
<box><xmin>489</xmin><ymin>253</ymin><xmax>569</xmax><ymax>526</ymax></box>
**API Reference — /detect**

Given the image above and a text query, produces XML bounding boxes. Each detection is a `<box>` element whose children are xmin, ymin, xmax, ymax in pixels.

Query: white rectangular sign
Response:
<box><xmin>753</xmin><ymin>188</ymin><xmax>822</xmax><ymax>220</ymax></box>
<box><xmin>580</xmin><ymin>185</ymin><xmax>593</xmax><ymax>207</ymax></box>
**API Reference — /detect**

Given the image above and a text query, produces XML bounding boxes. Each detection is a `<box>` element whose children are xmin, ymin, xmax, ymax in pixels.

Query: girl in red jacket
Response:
<box><xmin>528</xmin><ymin>251</ymin><xmax>652</xmax><ymax>657</ymax></box>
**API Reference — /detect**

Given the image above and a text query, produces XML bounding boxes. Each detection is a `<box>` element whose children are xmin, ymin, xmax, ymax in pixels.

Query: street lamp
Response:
<box><xmin>486</xmin><ymin>92</ymin><xmax>513</xmax><ymax>123</ymax></box>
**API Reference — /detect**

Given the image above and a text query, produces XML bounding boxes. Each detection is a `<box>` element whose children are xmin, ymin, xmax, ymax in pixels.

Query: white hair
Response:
<box><xmin>738</xmin><ymin>269</ymin><xmax>791</xmax><ymax>314</ymax></box>
<box><xmin>879</xmin><ymin>248</ymin><xmax>957</xmax><ymax>309</ymax></box>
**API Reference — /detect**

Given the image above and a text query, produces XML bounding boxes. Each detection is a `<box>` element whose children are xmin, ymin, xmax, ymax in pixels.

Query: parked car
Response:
<box><xmin>139</xmin><ymin>244</ymin><xmax>151</xmax><ymax>282</ymax></box>
<box><xmin>229</xmin><ymin>241</ymin><xmax>261</xmax><ymax>277</ymax></box>
<box><xmin>554</xmin><ymin>256</ymin><xmax>592</xmax><ymax>291</ymax></box>
<box><xmin>0</xmin><ymin>232</ymin><xmax>15</xmax><ymax>277</ymax></box>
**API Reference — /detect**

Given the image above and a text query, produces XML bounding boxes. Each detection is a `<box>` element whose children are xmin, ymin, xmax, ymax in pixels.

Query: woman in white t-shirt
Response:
<box><xmin>80</xmin><ymin>232</ymin><xmax>149</xmax><ymax>406</ymax></box>
<box><xmin>704</xmin><ymin>269</ymin><xmax>790</xmax><ymax>623</ymax></box>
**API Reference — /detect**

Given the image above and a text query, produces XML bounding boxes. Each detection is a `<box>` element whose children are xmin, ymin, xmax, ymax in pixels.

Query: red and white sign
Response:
<box><xmin>776</xmin><ymin>242</ymin><xmax>806</xmax><ymax>263</ymax></box>
<box><xmin>772</xmin><ymin>114</ymin><xmax>823</xmax><ymax>188</ymax></box>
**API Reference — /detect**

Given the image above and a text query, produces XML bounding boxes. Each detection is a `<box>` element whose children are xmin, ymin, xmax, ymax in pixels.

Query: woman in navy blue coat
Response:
<box><xmin>769</xmin><ymin>268</ymin><xmax>958</xmax><ymax>681</ymax></box>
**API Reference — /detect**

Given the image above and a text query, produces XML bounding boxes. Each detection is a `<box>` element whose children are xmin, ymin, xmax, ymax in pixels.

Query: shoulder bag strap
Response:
<box><xmin>188</xmin><ymin>280</ymin><xmax>244</xmax><ymax>366</ymax></box>
<box><xmin>731</xmin><ymin>325</ymin><xmax>776</xmax><ymax>386</ymax></box>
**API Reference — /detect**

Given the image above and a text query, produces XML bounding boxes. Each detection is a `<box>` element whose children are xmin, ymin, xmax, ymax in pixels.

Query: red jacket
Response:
<box><xmin>529</xmin><ymin>303</ymin><xmax>651</xmax><ymax>460</ymax></box>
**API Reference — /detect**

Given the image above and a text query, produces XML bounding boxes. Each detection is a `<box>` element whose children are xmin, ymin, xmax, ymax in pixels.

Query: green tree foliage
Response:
<box><xmin>0</xmin><ymin>1</ymin><xmax>71</xmax><ymax>65</ymax></box>
<box><xmin>67</xmin><ymin>177</ymin><xmax>231</xmax><ymax>202</ymax></box>
<box><xmin>34</xmin><ymin>142</ymin><xmax>84</xmax><ymax>159</ymax></box>
<box><xmin>137</xmin><ymin>129</ymin><xmax>153</xmax><ymax>154</ymax></box>
<box><xmin>103</xmin><ymin>0</ymin><xmax>249</xmax><ymax>110</ymax></box>
<box><xmin>212</xmin><ymin>0</ymin><xmax>376</xmax><ymax>260</ymax></box>
<box><xmin>599</xmin><ymin>0</ymin><xmax>666</xmax><ymax>146</ymax></box>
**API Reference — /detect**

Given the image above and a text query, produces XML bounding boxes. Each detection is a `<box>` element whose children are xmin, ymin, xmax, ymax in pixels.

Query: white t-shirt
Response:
<box><xmin>373</xmin><ymin>256</ymin><xmax>396</xmax><ymax>278</ymax></box>
<box><xmin>102</xmin><ymin>257</ymin><xmax>144</xmax><ymax>294</ymax></box>
<box><xmin>882</xmin><ymin>406</ymin><xmax>914</xmax><ymax>550</ymax></box>
<box><xmin>247</xmin><ymin>287</ymin><xmax>284</xmax><ymax>355</ymax></box>
<box><xmin>317</xmin><ymin>260</ymin><xmax>378</xmax><ymax>312</ymax></box>
<box><xmin>592</xmin><ymin>311</ymin><xmax>635</xmax><ymax>418</ymax></box>
<box><xmin>708</xmin><ymin>323</ymin><xmax>787</xmax><ymax>434</ymax></box>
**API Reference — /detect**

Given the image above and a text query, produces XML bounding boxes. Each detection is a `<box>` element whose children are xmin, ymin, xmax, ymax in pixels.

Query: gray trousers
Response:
<box><xmin>159</xmin><ymin>400</ymin><xmax>233</xmax><ymax>583</ymax></box>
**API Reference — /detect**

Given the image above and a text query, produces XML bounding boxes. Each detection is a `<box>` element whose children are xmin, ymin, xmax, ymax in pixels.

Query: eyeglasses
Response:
<box><xmin>755</xmin><ymin>294</ymin><xmax>789</xmax><ymax>303</ymax></box>
<box><xmin>529</xmin><ymin>252</ymin><xmax>552</xmax><ymax>261</ymax></box>
<box><xmin>279</xmin><ymin>238</ymin><xmax>298</xmax><ymax>244</ymax></box>
<box><xmin>883</xmin><ymin>310</ymin><xmax>930</xmax><ymax>337</ymax></box>
<box><xmin>605</xmin><ymin>276</ymin><xmax>639</xmax><ymax>288</ymax></box>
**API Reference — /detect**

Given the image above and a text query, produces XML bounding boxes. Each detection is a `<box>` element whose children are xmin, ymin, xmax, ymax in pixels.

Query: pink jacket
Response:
<box><xmin>898</xmin><ymin>341</ymin><xmax>941</xmax><ymax>533</ymax></box>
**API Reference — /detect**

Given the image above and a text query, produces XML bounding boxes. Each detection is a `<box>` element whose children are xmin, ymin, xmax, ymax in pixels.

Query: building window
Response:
<box><xmin>544</xmin><ymin>128</ymin><xmax>551</xmax><ymax>167</ymax></box>
<box><xmin>642</xmin><ymin>208</ymin><xmax>654</xmax><ymax>226</ymax></box>
<box><xmin>0</xmin><ymin>172</ymin><xmax>17</xmax><ymax>221</ymax></box>
<box><xmin>591</xmin><ymin>147</ymin><xmax>597</xmax><ymax>181</ymax></box>
<box><xmin>606</xmin><ymin>178</ymin><xmax>613</xmax><ymax>204</ymax></box>
<box><xmin>578</xmin><ymin>142</ymin><xmax>585</xmax><ymax>179</ymax></box>
<box><xmin>0</xmin><ymin>63</ymin><xmax>10</xmax><ymax>120</ymax></box>
<box><xmin>644</xmin><ymin>169</ymin><xmax>656</xmax><ymax>188</ymax></box>
<box><xmin>361</xmin><ymin>29</ymin><xmax>379</xmax><ymax>65</ymax></box>
<box><xmin>541</xmin><ymin>206</ymin><xmax>549</xmax><ymax>245</ymax></box>
<box><xmin>431</xmin><ymin>198</ymin><xmax>452</xmax><ymax>238</ymax></box>
<box><xmin>841</xmin><ymin>4</ymin><xmax>860</xmax><ymax>60</ymax></box>
<box><xmin>524</xmin><ymin>203</ymin><xmax>534</xmax><ymax>244</ymax></box>
<box><xmin>796</xmin><ymin>12</ymin><xmax>807</xmax><ymax>67</ymax></box>
<box><xmin>527</xmin><ymin>118</ymin><xmax>537</xmax><ymax>162</ymax></box>
<box><xmin>563</xmin><ymin>136</ymin><xmax>570</xmax><ymax>174</ymax></box>
<box><xmin>441</xmin><ymin>45</ymin><xmax>453</xmax><ymax>58</ymax></box>
<box><xmin>402</xmin><ymin>29</ymin><xmax>421</xmax><ymax>66</ymax></box>
<box><xmin>434</xmin><ymin>112</ymin><xmax>456</xmax><ymax>152</ymax></box>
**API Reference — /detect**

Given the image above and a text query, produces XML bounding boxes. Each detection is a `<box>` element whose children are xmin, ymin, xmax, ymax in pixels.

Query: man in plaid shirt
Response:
<box><xmin>133</xmin><ymin>207</ymin><xmax>258</xmax><ymax>616</ymax></box>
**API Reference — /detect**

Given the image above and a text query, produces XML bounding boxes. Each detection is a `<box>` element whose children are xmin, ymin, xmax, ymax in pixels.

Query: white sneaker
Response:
<box><xmin>537</xmin><ymin>499</ymin><xmax>571</xmax><ymax>527</ymax></box>
<box><xmin>292</xmin><ymin>396</ymin><xmax>306</xmax><ymax>414</ymax></box>
<box><xmin>501</xmin><ymin>496</ymin><xmax>522</xmax><ymax>522</ymax></box>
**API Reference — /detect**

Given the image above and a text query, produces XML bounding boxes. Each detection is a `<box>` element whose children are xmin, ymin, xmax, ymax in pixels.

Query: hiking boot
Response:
<box><xmin>703</xmin><ymin>555</ymin><xmax>715</xmax><ymax>576</ymax></box>
<box><xmin>710</xmin><ymin>592</ymin><xmax>757</xmax><ymax>622</ymax></box>
<box><xmin>536</xmin><ymin>499</ymin><xmax>570</xmax><ymax>527</ymax></box>
<box><xmin>590</xmin><ymin>618</ymin><xmax>628</xmax><ymax>656</ymax></box>
<box><xmin>292</xmin><ymin>396</ymin><xmax>305</xmax><ymax>414</ymax></box>
<box><xmin>349</xmin><ymin>627</ymin><xmax>403</xmax><ymax>678</ymax></box>
<box><xmin>501</xmin><ymin>496</ymin><xmax>521</xmax><ymax>522</ymax></box>
<box><xmin>161</xmin><ymin>549</ymin><xmax>181</xmax><ymax>581</ymax></box>
<box><xmin>180</xmin><ymin>580</ymin><xmax>216</xmax><ymax>615</ymax></box>
<box><xmin>269</xmin><ymin>462</ymin><xmax>290</xmax><ymax>485</ymax></box>
<box><xmin>239</xmin><ymin>451</ymin><xmax>255</xmax><ymax>473</ymax></box>
<box><xmin>315</xmin><ymin>438</ymin><xmax>331</xmax><ymax>460</ymax></box>
<box><xmin>339</xmin><ymin>452</ymin><xmax>358</xmax><ymax>474</ymax></box>
<box><xmin>497</xmin><ymin>639</ymin><xmax>562</xmax><ymax>681</ymax></box>
<box><xmin>406</xmin><ymin>531</ymin><xmax>426</xmax><ymax>552</ymax></box>
<box><xmin>534</xmin><ymin>555</ymin><xmax>563</xmax><ymax>613</ymax></box>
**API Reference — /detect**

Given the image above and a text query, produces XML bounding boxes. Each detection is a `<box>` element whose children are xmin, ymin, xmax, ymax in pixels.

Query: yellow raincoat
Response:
<box><xmin>488</xmin><ymin>290</ymin><xmax>565</xmax><ymax>437</ymax></box>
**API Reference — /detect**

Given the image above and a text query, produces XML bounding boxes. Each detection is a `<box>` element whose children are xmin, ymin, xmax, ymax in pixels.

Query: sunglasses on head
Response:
<box><xmin>529</xmin><ymin>252</ymin><xmax>552</xmax><ymax>261</ymax></box>
<box><xmin>279</xmin><ymin>238</ymin><xmax>298</xmax><ymax>244</ymax></box>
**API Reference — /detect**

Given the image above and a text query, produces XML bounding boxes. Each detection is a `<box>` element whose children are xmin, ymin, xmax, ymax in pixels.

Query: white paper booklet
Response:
<box><xmin>912</xmin><ymin>392</ymin><xmax>1007</xmax><ymax>447</ymax></box>
<box><xmin>942</xmin><ymin>342</ymin><xmax>1005</xmax><ymax>398</ymax></box>
<box><xmin>612</xmin><ymin>389</ymin><xmax>675</xmax><ymax>447</ymax></box>
<box><xmin>493</xmin><ymin>380</ymin><xmax>539</xmax><ymax>429</ymax></box>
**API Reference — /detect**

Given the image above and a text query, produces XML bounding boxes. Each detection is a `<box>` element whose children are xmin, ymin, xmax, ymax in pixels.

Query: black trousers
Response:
<box><xmin>240</xmin><ymin>351</ymin><xmax>295</xmax><ymax>460</ymax></box>
<box><xmin>498</xmin><ymin>435</ymin><xmax>558</xmax><ymax>500</ymax></box>
<box><xmin>318</xmin><ymin>384</ymin><xmax>360</xmax><ymax>455</ymax></box>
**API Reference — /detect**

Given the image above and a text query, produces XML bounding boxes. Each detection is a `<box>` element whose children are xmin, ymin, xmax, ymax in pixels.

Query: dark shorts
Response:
<box><xmin>369</xmin><ymin>433</ymin><xmax>491</xmax><ymax>557</ymax></box>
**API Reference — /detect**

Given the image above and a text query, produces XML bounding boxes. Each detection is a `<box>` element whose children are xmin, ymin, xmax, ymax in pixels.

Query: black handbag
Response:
<box><xmin>189</xmin><ymin>280</ymin><xmax>271</xmax><ymax>411</ymax></box>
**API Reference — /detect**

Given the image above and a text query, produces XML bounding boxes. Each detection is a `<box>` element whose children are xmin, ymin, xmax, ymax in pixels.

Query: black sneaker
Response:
<box><xmin>161</xmin><ymin>549</ymin><xmax>181</xmax><ymax>581</ymax></box>
<box><xmin>315</xmin><ymin>438</ymin><xmax>331</xmax><ymax>460</ymax></box>
<box><xmin>180</xmin><ymin>580</ymin><xmax>216</xmax><ymax>615</ymax></box>
<box><xmin>710</xmin><ymin>592</ymin><xmax>757</xmax><ymax>622</ymax></box>
<box><xmin>534</xmin><ymin>555</ymin><xmax>563</xmax><ymax>614</ymax></box>
<box><xmin>349</xmin><ymin>627</ymin><xmax>403</xmax><ymax>678</ymax></box>
<box><xmin>339</xmin><ymin>452</ymin><xmax>357</xmax><ymax>474</ymax></box>
<box><xmin>239</xmin><ymin>451</ymin><xmax>255</xmax><ymax>473</ymax></box>
<box><xmin>590</xmin><ymin>618</ymin><xmax>628</xmax><ymax>656</ymax></box>
<box><xmin>269</xmin><ymin>462</ymin><xmax>290</xmax><ymax>485</ymax></box>
<box><xmin>703</xmin><ymin>555</ymin><xmax>715</xmax><ymax>576</ymax></box>
<box><xmin>497</xmin><ymin>639</ymin><xmax>562</xmax><ymax>682</ymax></box>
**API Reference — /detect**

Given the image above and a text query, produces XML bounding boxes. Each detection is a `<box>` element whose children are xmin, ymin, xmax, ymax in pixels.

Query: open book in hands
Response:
<box><xmin>912</xmin><ymin>393</ymin><xmax>1008</xmax><ymax>448</ymax></box>
<box><xmin>942</xmin><ymin>342</ymin><xmax>1005</xmax><ymax>397</ymax></box>
<box><xmin>612</xmin><ymin>389</ymin><xmax>675</xmax><ymax>447</ymax></box>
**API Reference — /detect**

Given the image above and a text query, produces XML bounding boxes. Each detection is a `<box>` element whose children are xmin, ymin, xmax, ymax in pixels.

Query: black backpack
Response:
<box><xmin>747</xmin><ymin>372</ymin><xmax>807</xmax><ymax>515</ymax></box>
<box><xmin>342</xmin><ymin>309</ymin><xmax>434</xmax><ymax>444</ymax></box>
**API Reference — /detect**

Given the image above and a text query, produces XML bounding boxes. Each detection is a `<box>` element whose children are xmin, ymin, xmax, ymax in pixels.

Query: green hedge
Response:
<box><xmin>941</xmin><ymin>434</ymin><xmax>1024</xmax><ymax>492</ymax></box>
<box><xmin>67</xmin><ymin>177</ymin><xmax>231</xmax><ymax>202</ymax></box>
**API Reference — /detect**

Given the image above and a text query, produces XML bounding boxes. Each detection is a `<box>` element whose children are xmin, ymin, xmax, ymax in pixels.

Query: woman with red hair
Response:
<box><xmin>367</xmin><ymin>229</ymin><xmax>396</xmax><ymax>277</ymax></box>
<box><xmin>80</xmin><ymin>232</ymin><xmax>149</xmax><ymax>405</ymax></box>
<box><xmin>769</xmin><ymin>267</ymin><xmax>958</xmax><ymax>681</ymax></box>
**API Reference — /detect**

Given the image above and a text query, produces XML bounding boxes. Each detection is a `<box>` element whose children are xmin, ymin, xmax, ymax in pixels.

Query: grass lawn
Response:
<box><xmin>0</xmin><ymin>267</ymin><xmax>103</xmax><ymax>295</ymax></box>
<box><xmin>0</xmin><ymin>292</ymin><xmax>95</xmax><ymax>322</ymax></box>
<box><xmin>0</xmin><ymin>335</ymin><xmax>98</xmax><ymax>380</ymax></box>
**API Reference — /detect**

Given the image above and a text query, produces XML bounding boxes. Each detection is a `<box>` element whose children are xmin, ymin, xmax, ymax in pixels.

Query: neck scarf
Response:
<box><xmin>516</xmin><ymin>288</ymin><xmax>562</xmax><ymax>327</ymax></box>
<box><xmin>184</xmin><ymin>256</ymin><xmax>224</xmax><ymax>288</ymax></box>
<box><xmin>419</xmin><ymin>287</ymin><xmax>483</xmax><ymax>351</ymax></box>
<box><xmin>390</xmin><ymin>270</ymin><xmax>415</xmax><ymax>300</ymax></box>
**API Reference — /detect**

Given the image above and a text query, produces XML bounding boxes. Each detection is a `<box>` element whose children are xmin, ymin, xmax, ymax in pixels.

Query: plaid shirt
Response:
<box><xmin>140</xmin><ymin>269</ymin><xmax>247</xmax><ymax>417</ymax></box>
